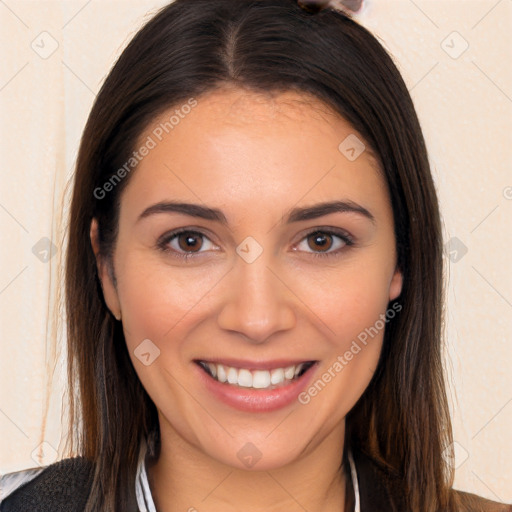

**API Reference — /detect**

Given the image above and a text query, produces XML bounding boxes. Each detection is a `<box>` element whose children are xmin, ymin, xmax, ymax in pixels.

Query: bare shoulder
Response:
<box><xmin>454</xmin><ymin>489</ymin><xmax>512</xmax><ymax>512</ymax></box>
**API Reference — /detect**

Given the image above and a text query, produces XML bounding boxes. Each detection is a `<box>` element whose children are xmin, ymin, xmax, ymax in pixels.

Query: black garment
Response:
<box><xmin>1</xmin><ymin>446</ymin><xmax>510</xmax><ymax>511</ymax></box>
<box><xmin>1</xmin><ymin>457</ymin><xmax>93</xmax><ymax>512</ymax></box>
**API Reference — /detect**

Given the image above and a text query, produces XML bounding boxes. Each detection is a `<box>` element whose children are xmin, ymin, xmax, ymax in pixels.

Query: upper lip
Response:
<box><xmin>194</xmin><ymin>358</ymin><xmax>316</xmax><ymax>371</ymax></box>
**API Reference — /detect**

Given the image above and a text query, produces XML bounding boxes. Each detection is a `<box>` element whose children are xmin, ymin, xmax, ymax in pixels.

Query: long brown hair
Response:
<box><xmin>65</xmin><ymin>1</ymin><xmax>455</xmax><ymax>510</ymax></box>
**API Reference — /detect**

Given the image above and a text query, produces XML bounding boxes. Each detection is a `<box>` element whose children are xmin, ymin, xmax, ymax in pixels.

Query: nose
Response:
<box><xmin>216</xmin><ymin>255</ymin><xmax>296</xmax><ymax>344</ymax></box>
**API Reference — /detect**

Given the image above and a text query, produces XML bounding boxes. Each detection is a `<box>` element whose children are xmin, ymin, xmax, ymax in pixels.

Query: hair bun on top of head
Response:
<box><xmin>297</xmin><ymin>0</ymin><xmax>363</xmax><ymax>15</ymax></box>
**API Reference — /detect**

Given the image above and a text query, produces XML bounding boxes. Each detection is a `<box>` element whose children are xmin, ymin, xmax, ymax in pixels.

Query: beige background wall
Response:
<box><xmin>1</xmin><ymin>0</ymin><xmax>511</xmax><ymax>502</ymax></box>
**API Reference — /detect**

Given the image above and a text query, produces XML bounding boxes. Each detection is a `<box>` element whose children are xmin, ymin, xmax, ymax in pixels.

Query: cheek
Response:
<box><xmin>292</xmin><ymin>257</ymin><xmax>395</xmax><ymax>343</ymax></box>
<box><xmin>293</xmin><ymin>262</ymin><xmax>394</xmax><ymax>412</ymax></box>
<box><xmin>114</xmin><ymin>255</ymin><xmax>222</xmax><ymax>425</ymax></box>
<box><xmin>115</xmin><ymin>252</ymin><xmax>227</xmax><ymax>350</ymax></box>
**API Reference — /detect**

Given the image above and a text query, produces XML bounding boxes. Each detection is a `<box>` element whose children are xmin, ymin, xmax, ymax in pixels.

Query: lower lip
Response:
<box><xmin>194</xmin><ymin>362</ymin><xmax>318</xmax><ymax>412</ymax></box>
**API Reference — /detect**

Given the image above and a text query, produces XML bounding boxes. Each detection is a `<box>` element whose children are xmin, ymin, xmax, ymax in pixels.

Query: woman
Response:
<box><xmin>1</xmin><ymin>0</ymin><xmax>510</xmax><ymax>511</ymax></box>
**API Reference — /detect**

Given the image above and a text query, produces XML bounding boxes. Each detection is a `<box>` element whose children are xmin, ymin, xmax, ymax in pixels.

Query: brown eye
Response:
<box><xmin>177</xmin><ymin>232</ymin><xmax>203</xmax><ymax>252</ymax></box>
<box><xmin>159</xmin><ymin>229</ymin><xmax>218</xmax><ymax>258</ymax></box>
<box><xmin>307</xmin><ymin>231</ymin><xmax>334</xmax><ymax>252</ymax></box>
<box><xmin>294</xmin><ymin>229</ymin><xmax>353</xmax><ymax>257</ymax></box>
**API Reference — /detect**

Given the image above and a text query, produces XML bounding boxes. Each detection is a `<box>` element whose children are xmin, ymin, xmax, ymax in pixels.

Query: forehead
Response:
<box><xmin>188</xmin><ymin>87</ymin><xmax>343</xmax><ymax>126</ymax></box>
<box><xmin>121</xmin><ymin>88</ymin><xmax>386</xmax><ymax>223</ymax></box>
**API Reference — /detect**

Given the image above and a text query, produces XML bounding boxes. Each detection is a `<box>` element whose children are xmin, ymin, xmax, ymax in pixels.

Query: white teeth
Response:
<box><xmin>227</xmin><ymin>367</ymin><xmax>238</xmax><ymax>385</ymax></box>
<box><xmin>238</xmin><ymin>369</ymin><xmax>253</xmax><ymax>388</ymax></box>
<box><xmin>252</xmin><ymin>370</ymin><xmax>271</xmax><ymax>389</ymax></box>
<box><xmin>284</xmin><ymin>366</ymin><xmax>295</xmax><ymax>380</ymax></box>
<box><xmin>270</xmin><ymin>368</ymin><xmax>285</xmax><ymax>385</ymax></box>
<box><xmin>217</xmin><ymin>364</ymin><xmax>227</xmax><ymax>383</ymax></box>
<box><xmin>200</xmin><ymin>361</ymin><xmax>309</xmax><ymax>390</ymax></box>
<box><xmin>207</xmin><ymin>362</ymin><xmax>217</xmax><ymax>378</ymax></box>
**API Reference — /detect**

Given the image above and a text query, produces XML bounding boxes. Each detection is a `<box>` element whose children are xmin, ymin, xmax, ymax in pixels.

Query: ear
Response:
<box><xmin>388</xmin><ymin>266</ymin><xmax>403</xmax><ymax>301</ymax></box>
<box><xmin>90</xmin><ymin>218</ymin><xmax>122</xmax><ymax>321</ymax></box>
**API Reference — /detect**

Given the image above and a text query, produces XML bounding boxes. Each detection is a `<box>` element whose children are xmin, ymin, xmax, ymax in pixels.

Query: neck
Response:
<box><xmin>147</xmin><ymin>417</ymin><xmax>349</xmax><ymax>512</ymax></box>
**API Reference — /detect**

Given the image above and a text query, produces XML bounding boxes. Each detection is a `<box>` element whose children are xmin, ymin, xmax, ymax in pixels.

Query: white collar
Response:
<box><xmin>135</xmin><ymin>438</ymin><xmax>361</xmax><ymax>512</ymax></box>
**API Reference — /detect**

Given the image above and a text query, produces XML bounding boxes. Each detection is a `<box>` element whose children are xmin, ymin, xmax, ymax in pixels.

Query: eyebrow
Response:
<box><xmin>137</xmin><ymin>200</ymin><xmax>375</xmax><ymax>225</ymax></box>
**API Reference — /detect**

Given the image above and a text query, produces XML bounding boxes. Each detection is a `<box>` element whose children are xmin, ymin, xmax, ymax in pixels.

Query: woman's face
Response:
<box><xmin>92</xmin><ymin>88</ymin><xmax>402</xmax><ymax>471</ymax></box>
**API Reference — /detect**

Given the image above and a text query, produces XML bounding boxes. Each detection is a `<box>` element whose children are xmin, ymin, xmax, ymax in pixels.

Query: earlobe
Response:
<box><xmin>389</xmin><ymin>267</ymin><xmax>403</xmax><ymax>301</ymax></box>
<box><xmin>90</xmin><ymin>218</ymin><xmax>122</xmax><ymax>321</ymax></box>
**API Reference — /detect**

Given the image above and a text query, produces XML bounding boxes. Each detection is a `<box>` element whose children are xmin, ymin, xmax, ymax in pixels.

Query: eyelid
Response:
<box><xmin>293</xmin><ymin>226</ymin><xmax>354</xmax><ymax>246</ymax></box>
<box><xmin>291</xmin><ymin>227</ymin><xmax>354</xmax><ymax>256</ymax></box>
<box><xmin>156</xmin><ymin>228</ymin><xmax>220</xmax><ymax>256</ymax></box>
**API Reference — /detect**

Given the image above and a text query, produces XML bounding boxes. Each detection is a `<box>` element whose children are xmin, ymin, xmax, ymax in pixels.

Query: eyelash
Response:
<box><xmin>303</xmin><ymin>229</ymin><xmax>354</xmax><ymax>259</ymax></box>
<box><xmin>156</xmin><ymin>227</ymin><xmax>354</xmax><ymax>261</ymax></box>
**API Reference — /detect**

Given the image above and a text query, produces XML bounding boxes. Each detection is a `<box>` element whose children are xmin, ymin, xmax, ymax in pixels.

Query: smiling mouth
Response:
<box><xmin>195</xmin><ymin>360</ymin><xmax>317</xmax><ymax>390</ymax></box>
